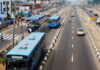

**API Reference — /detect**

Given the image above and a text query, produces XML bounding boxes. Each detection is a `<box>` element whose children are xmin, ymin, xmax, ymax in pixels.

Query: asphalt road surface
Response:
<box><xmin>45</xmin><ymin>8</ymin><xmax>97</xmax><ymax>70</ymax></box>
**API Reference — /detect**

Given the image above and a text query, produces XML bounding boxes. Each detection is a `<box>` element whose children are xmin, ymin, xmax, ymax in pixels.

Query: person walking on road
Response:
<box><xmin>0</xmin><ymin>33</ymin><xmax>3</xmax><ymax>41</ymax></box>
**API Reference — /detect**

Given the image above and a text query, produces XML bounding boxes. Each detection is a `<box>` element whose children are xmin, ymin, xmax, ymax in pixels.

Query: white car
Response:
<box><xmin>96</xmin><ymin>18</ymin><xmax>100</xmax><ymax>24</ymax></box>
<box><xmin>77</xmin><ymin>28</ymin><xmax>85</xmax><ymax>36</ymax></box>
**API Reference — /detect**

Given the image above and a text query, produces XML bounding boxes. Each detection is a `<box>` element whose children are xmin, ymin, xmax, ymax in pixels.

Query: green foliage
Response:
<box><xmin>4</xmin><ymin>17</ymin><xmax>13</xmax><ymax>21</ymax></box>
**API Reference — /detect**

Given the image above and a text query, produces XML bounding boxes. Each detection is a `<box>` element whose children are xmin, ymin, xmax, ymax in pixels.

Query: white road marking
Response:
<box><xmin>72</xmin><ymin>31</ymin><xmax>74</xmax><ymax>33</ymax></box>
<box><xmin>2</xmin><ymin>34</ymin><xmax>19</xmax><ymax>40</ymax></box>
<box><xmin>72</xmin><ymin>26</ymin><xmax>74</xmax><ymax>29</ymax></box>
<box><xmin>71</xmin><ymin>53</ymin><xmax>74</xmax><ymax>62</ymax></box>
<box><xmin>72</xmin><ymin>36</ymin><xmax>74</xmax><ymax>39</ymax></box>
<box><xmin>72</xmin><ymin>44</ymin><xmax>74</xmax><ymax>48</ymax></box>
<box><xmin>4</xmin><ymin>34</ymin><xmax>12</xmax><ymax>39</ymax></box>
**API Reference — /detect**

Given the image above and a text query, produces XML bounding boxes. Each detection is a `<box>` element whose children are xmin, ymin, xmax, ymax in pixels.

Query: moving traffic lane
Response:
<box><xmin>44</xmin><ymin>7</ymin><xmax>98</xmax><ymax>70</ymax></box>
<box><xmin>40</xmin><ymin>7</ymin><xmax>68</xmax><ymax>49</ymax></box>
<box><xmin>71</xmin><ymin>10</ymin><xmax>97</xmax><ymax>70</ymax></box>
<box><xmin>45</xmin><ymin>10</ymin><xmax>73</xmax><ymax>70</ymax></box>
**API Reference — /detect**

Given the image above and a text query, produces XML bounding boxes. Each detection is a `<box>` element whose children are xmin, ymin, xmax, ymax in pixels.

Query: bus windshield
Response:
<box><xmin>6</xmin><ymin>60</ymin><xmax>28</xmax><ymax>70</ymax></box>
<box><xmin>48</xmin><ymin>20</ymin><xmax>57</xmax><ymax>23</ymax></box>
<box><xmin>28</xmin><ymin>21</ymin><xmax>38</xmax><ymax>27</ymax></box>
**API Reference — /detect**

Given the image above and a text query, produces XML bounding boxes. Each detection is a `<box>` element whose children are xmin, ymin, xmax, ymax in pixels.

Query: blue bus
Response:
<box><xmin>6</xmin><ymin>32</ymin><xmax>45</xmax><ymax>70</ymax></box>
<box><xmin>48</xmin><ymin>16</ymin><xmax>60</xmax><ymax>28</ymax></box>
<box><xmin>26</xmin><ymin>15</ymin><xmax>45</xmax><ymax>33</ymax></box>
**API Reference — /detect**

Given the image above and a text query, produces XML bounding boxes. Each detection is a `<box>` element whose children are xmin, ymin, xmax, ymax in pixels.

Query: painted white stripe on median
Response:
<box><xmin>72</xmin><ymin>44</ymin><xmax>74</xmax><ymax>48</ymax></box>
<box><xmin>72</xmin><ymin>31</ymin><xmax>74</xmax><ymax>33</ymax></box>
<box><xmin>71</xmin><ymin>53</ymin><xmax>74</xmax><ymax>62</ymax></box>
<box><xmin>72</xmin><ymin>36</ymin><xmax>74</xmax><ymax>39</ymax></box>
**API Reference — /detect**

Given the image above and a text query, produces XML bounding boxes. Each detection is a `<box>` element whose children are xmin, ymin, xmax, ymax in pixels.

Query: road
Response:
<box><xmin>0</xmin><ymin>5</ymin><xmax>67</xmax><ymax>51</ymax></box>
<box><xmin>84</xmin><ymin>7</ymin><xmax>98</xmax><ymax>21</ymax></box>
<box><xmin>44</xmin><ymin>7</ymin><xmax>98</xmax><ymax>70</ymax></box>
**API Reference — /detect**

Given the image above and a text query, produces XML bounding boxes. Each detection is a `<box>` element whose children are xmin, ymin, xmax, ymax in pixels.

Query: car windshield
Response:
<box><xmin>78</xmin><ymin>28</ymin><xmax>83</xmax><ymax>31</ymax></box>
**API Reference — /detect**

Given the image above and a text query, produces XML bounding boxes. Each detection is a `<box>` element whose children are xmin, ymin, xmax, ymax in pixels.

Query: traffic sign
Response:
<box><xmin>90</xmin><ymin>17</ymin><xmax>95</xmax><ymax>21</ymax></box>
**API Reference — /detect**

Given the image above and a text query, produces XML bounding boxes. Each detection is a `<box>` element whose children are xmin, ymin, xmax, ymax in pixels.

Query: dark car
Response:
<box><xmin>4</xmin><ymin>20</ymin><xmax>13</xmax><ymax>25</ymax></box>
<box><xmin>27</xmin><ymin>22</ymin><xmax>40</xmax><ymax>33</ymax></box>
<box><xmin>89</xmin><ymin>10</ymin><xmax>92</xmax><ymax>12</ymax></box>
<box><xmin>94</xmin><ymin>13</ymin><xmax>98</xmax><ymax>17</ymax></box>
<box><xmin>0</xmin><ymin>22</ymin><xmax>8</xmax><ymax>29</ymax></box>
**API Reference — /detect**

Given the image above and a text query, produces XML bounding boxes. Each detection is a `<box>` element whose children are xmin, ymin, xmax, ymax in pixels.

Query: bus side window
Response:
<box><xmin>35</xmin><ymin>48</ymin><xmax>37</xmax><ymax>53</ymax></box>
<box><xmin>36</xmin><ymin>46</ymin><xmax>38</xmax><ymax>52</ymax></box>
<box><xmin>38</xmin><ymin>45</ymin><xmax>40</xmax><ymax>50</ymax></box>
<box><xmin>39</xmin><ymin>42</ymin><xmax>41</xmax><ymax>47</ymax></box>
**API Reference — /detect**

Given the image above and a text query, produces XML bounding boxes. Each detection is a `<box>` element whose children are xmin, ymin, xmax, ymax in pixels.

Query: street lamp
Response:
<box><xmin>11</xmin><ymin>2</ymin><xmax>16</xmax><ymax>48</ymax></box>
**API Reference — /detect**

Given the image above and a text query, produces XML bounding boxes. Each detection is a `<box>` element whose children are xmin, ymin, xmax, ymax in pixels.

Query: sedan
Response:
<box><xmin>94</xmin><ymin>13</ymin><xmax>98</xmax><ymax>17</ymax></box>
<box><xmin>77</xmin><ymin>28</ymin><xmax>85</xmax><ymax>36</ymax></box>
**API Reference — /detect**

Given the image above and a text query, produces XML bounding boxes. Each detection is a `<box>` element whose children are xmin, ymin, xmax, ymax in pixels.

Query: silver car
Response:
<box><xmin>77</xmin><ymin>28</ymin><xmax>85</xmax><ymax>36</ymax></box>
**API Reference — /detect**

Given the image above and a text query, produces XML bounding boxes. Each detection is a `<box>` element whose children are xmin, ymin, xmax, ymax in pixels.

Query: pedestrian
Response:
<box><xmin>68</xmin><ymin>19</ymin><xmax>71</xmax><ymax>23</ymax></box>
<box><xmin>0</xmin><ymin>33</ymin><xmax>3</xmax><ymax>41</ymax></box>
<box><xmin>17</xmin><ymin>20</ymin><xmax>19</xmax><ymax>27</ymax></box>
<box><xmin>2</xmin><ymin>60</ymin><xmax>4</xmax><ymax>66</ymax></box>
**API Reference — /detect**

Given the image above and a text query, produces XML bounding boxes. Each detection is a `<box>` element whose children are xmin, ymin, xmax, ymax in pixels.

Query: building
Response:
<box><xmin>0</xmin><ymin>0</ymin><xmax>12</xmax><ymax>16</ymax></box>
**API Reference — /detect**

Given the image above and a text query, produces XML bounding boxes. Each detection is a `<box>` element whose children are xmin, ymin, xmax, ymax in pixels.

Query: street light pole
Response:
<box><xmin>12</xmin><ymin>2</ymin><xmax>16</xmax><ymax>48</ymax></box>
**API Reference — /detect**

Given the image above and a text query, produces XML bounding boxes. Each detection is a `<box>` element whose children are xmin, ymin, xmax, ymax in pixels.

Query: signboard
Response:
<box><xmin>90</xmin><ymin>17</ymin><xmax>95</xmax><ymax>21</ymax></box>
<box><xmin>35</xmin><ymin>4</ymin><xmax>41</xmax><ymax>9</ymax></box>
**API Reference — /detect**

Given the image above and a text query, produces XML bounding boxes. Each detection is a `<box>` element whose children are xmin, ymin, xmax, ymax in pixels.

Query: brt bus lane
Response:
<box><xmin>39</xmin><ymin>7</ymin><xmax>69</xmax><ymax>49</ymax></box>
<box><xmin>35</xmin><ymin>7</ymin><xmax>69</xmax><ymax>70</ymax></box>
<box><xmin>44</xmin><ymin>9</ymin><xmax>72</xmax><ymax>70</ymax></box>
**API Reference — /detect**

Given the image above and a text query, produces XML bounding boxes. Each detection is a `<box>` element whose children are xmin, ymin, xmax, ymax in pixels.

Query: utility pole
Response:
<box><xmin>6</xmin><ymin>0</ymin><xmax>9</xmax><ymax>17</ymax></box>
<box><xmin>11</xmin><ymin>2</ymin><xmax>16</xmax><ymax>48</ymax></box>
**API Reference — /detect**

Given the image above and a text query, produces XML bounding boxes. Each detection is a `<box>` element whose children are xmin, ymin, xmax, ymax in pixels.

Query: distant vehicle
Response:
<box><xmin>74</xmin><ymin>10</ymin><xmax>77</xmax><ymax>12</ymax></box>
<box><xmin>46</xmin><ymin>14</ymin><xmax>51</xmax><ymax>17</ymax></box>
<box><xmin>50</xmin><ymin>11</ymin><xmax>54</xmax><ymax>14</ymax></box>
<box><xmin>77</xmin><ymin>28</ymin><xmax>85</xmax><ymax>36</ymax></box>
<box><xmin>26</xmin><ymin>15</ymin><xmax>45</xmax><ymax>33</ymax></box>
<box><xmin>0</xmin><ymin>22</ymin><xmax>7</xmax><ymax>29</ymax></box>
<box><xmin>48</xmin><ymin>16</ymin><xmax>60</xmax><ymax>28</ymax></box>
<box><xmin>89</xmin><ymin>10</ymin><xmax>92</xmax><ymax>12</ymax></box>
<box><xmin>96</xmin><ymin>18</ymin><xmax>100</xmax><ymax>24</ymax></box>
<box><xmin>27</xmin><ymin>21</ymin><xmax>40</xmax><ymax>33</ymax></box>
<box><xmin>6</xmin><ymin>32</ymin><xmax>45</xmax><ymax>70</ymax></box>
<box><xmin>3</xmin><ymin>20</ymin><xmax>13</xmax><ymax>25</ymax></box>
<box><xmin>94</xmin><ymin>13</ymin><xmax>98</xmax><ymax>17</ymax></box>
<box><xmin>71</xmin><ymin>13</ymin><xmax>75</xmax><ymax>17</ymax></box>
<box><xmin>54</xmin><ymin>10</ymin><xmax>58</xmax><ymax>13</ymax></box>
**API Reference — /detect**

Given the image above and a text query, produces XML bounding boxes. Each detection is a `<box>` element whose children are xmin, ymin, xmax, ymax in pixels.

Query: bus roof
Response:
<box><xmin>7</xmin><ymin>32</ymin><xmax>45</xmax><ymax>57</ymax></box>
<box><xmin>49</xmin><ymin>16</ymin><xmax>60</xmax><ymax>20</ymax></box>
<box><xmin>26</xmin><ymin>14</ymin><xmax>45</xmax><ymax>21</ymax></box>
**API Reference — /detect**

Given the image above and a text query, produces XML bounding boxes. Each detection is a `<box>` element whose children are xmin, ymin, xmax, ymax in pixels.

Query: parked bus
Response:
<box><xmin>6</xmin><ymin>32</ymin><xmax>45</xmax><ymax>70</ymax></box>
<box><xmin>48</xmin><ymin>16</ymin><xmax>60</xmax><ymax>28</ymax></box>
<box><xmin>26</xmin><ymin>15</ymin><xmax>45</xmax><ymax>33</ymax></box>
